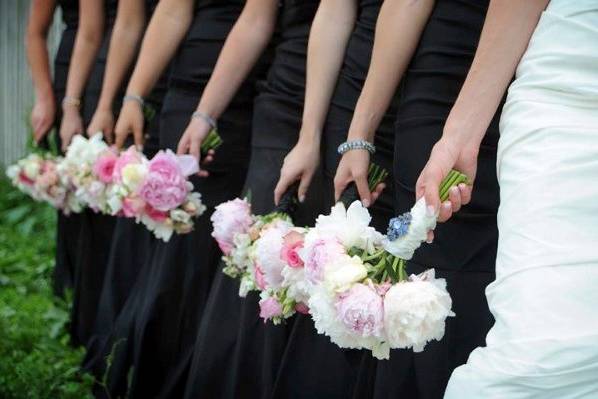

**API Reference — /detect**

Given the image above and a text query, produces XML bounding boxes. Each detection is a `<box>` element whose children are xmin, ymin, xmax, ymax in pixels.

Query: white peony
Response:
<box><xmin>383</xmin><ymin>269</ymin><xmax>454</xmax><ymax>352</ymax></box>
<box><xmin>323</xmin><ymin>254</ymin><xmax>368</xmax><ymax>293</ymax></box>
<box><xmin>281</xmin><ymin>266</ymin><xmax>310</xmax><ymax>304</ymax></box>
<box><xmin>121</xmin><ymin>163</ymin><xmax>148</xmax><ymax>192</ymax></box>
<box><xmin>170</xmin><ymin>209</ymin><xmax>191</xmax><ymax>224</ymax></box>
<box><xmin>314</xmin><ymin>201</ymin><xmax>383</xmax><ymax>253</ymax></box>
<box><xmin>383</xmin><ymin>198</ymin><xmax>437</xmax><ymax>260</ymax></box>
<box><xmin>254</xmin><ymin>219</ymin><xmax>293</xmax><ymax>290</ymax></box>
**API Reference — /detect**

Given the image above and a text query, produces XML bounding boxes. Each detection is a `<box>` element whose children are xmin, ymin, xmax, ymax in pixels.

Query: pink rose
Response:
<box><xmin>139</xmin><ymin>150</ymin><xmax>189</xmax><ymax>211</ymax></box>
<box><xmin>93</xmin><ymin>151</ymin><xmax>118</xmax><ymax>183</ymax></box>
<box><xmin>113</xmin><ymin>146</ymin><xmax>143</xmax><ymax>181</ymax></box>
<box><xmin>122</xmin><ymin>196</ymin><xmax>146</xmax><ymax>218</ymax></box>
<box><xmin>295</xmin><ymin>302</ymin><xmax>310</xmax><ymax>315</ymax></box>
<box><xmin>18</xmin><ymin>171</ymin><xmax>34</xmax><ymax>186</ymax></box>
<box><xmin>210</xmin><ymin>198</ymin><xmax>253</xmax><ymax>255</ymax></box>
<box><xmin>254</xmin><ymin>263</ymin><xmax>267</xmax><ymax>291</ymax></box>
<box><xmin>304</xmin><ymin>238</ymin><xmax>345</xmax><ymax>283</ymax></box>
<box><xmin>281</xmin><ymin>231</ymin><xmax>304</xmax><ymax>268</ymax></box>
<box><xmin>145</xmin><ymin>203</ymin><xmax>168</xmax><ymax>222</ymax></box>
<box><xmin>259</xmin><ymin>297</ymin><xmax>283</xmax><ymax>322</ymax></box>
<box><xmin>335</xmin><ymin>283</ymin><xmax>384</xmax><ymax>337</ymax></box>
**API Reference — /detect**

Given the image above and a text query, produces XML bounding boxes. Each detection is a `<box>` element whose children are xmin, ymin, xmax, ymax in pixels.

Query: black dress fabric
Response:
<box><xmin>369</xmin><ymin>1</ymin><xmax>500</xmax><ymax>397</ymax></box>
<box><xmin>93</xmin><ymin>1</ymin><xmax>261</xmax><ymax>398</ymax></box>
<box><xmin>69</xmin><ymin>0</ymin><xmax>119</xmax><ymax>347</ymax></box>
<box><xmin>82</xmin><ymin>0</ymin><xmax>166</xmax><ymax>375</ymax></box>
<box><xmin>52</xmin><ymin>0</ymin><xmax>80</xmax><ymax>298</ymax></box>
<box><xmin>271</xmin><ymin>2</ymin><xmax>397</xmax><ymax>397</ymax></box>
<box><xmin>182</xmin><ymin>2</ymin><xmax>324</xmax><ymax>399</ymax></box>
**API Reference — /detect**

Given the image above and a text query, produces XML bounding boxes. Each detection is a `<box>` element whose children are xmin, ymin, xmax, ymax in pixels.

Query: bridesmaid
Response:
<box><xmin>60</xmin><ymin>0</ymin><xmax>120</xmax><ymax>348</ymax></box>
<box><xmin>178</xmin><ymin>1</ymin><xmax>325</xmax><ymax>398</ymax></box>
<box><xmin>25</xmin><ymin>0</ymin><xmax>79</xmax><ymax>297</ymax></box>
<box><xmin>334</xmin><ymin>0</ymin><xmax>502</xmax><ymax>397</ymax></box>
<box><xmin>93</xmin><ymin>1</ymin><xmax>263</xmax><ymax>397</ymax></box>
<box><xmin>269</xmin><ymin>1</ymin><xmax>397</xmax><ymax>397</ymax></box>
<box><xmin>82</xmin><ymin>0</ymin><xmax>165</xmax><ymax>373</ymax></box>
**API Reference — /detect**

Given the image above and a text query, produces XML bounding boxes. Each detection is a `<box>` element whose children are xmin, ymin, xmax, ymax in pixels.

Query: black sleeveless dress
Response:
<box><xmin>271</xmin><ymin>2</ymin><xmax>397</xmax><ymax>397</ymax></box>
<box><xmin>82</xmin><ymin>0</ymin><xmax>165</xmax><ymax>374</ymax></box>
<box><xmin>52</xmin><ymin>0</ymin><xmax>79</xmax><ymax>298</ymax></box>
<box><xmin>68</xmin><ymin>0</ymin><xmax>119</xmax><ymax>347</ymax></box>
<box><xmin>94</xmin><ymin>2</ymin><xmax>260</xmax><ymax>398</ymax></box>
<box><xmin>182</xmin><ymin>2</ymin><xmax>324</xmax><ymax>398</ymax></box>
<box><xmin>370</xmin><ymin>1</ymin><xmax>500</xmax><ymax>397</ymax></box>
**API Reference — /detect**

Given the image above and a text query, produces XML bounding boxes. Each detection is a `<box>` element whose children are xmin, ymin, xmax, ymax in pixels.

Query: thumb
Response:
<box><xmin>422</xmin><ymin>167</ymin><xmax>442</xmax><ymax>216</ymax></box>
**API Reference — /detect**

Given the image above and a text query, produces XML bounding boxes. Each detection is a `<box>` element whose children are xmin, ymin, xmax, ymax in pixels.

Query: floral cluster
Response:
<box><xmin>6</xmin><ymin>152</ymin><xmax>83</xmax><ymax>214</ymax></box>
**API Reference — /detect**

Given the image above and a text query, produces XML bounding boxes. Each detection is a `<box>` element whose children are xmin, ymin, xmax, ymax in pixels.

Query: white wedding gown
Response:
<box><xmin>444</xmin><ymin>1</ymin><xmax>598</xmax><ymax>398</ymax></box>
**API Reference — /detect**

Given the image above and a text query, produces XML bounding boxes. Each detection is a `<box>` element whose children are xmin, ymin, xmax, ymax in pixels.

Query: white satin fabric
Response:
<box><xmin>445</xmin><ymin>1</ymin><xmax>598</xmax><ymax>398</ymax></box>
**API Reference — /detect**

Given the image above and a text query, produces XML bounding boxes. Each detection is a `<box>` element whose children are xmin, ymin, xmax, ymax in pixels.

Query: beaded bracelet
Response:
<box><xmin>123</xmin><ymin>93</ymin><xmax>145</xmax><ymax>107</ymax></box>
<box><xmin>337</xmin><ymin>139</ymin><xmax>376</xmax><ymax>155</ymax></box>
<box><xmin>61</xmin><ymin>96</ymin><xmax>81</xmax><ymax>109</ymax></box>
<box><xmin>191</xmin><ymin>111</ymin><xmax>218</xmax><ymax>131</ymax></box>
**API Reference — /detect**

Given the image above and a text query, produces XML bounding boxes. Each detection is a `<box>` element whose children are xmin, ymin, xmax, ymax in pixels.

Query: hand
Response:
<box><xmin>31</xmin><ymin>95</ymin><xmax>56</xmax><ymax>144</ymax></box>
<box><xmin>416</xmin><ymin>135</ymin><xmax>478</xmax><ymax>225</ymax></box>
<box><xmin>274</xmin><ymin>137</ymin><xmax>320</xmax><ymax>204</ymax></box>
<box><xmin>87</xmin><ymin>108</ymin><xmax>115</xmax><ymax>144</ymax></box>
<box><xmin>114</xmin><ymin>101</ymin><xmax>145</xmax><ymax>150</ymax></box>
<box><xmin>59</xmin><ymin>106</ymin><xmax>84</xmax><ymax>152</ymax></box>
<box><xmin>176</xmin><ymin>116</ymin><xmax>215</xmax><ymax>178</ymax></box>
<box><xmin>333</xmin><ymin>149</ymin><xmax>385</xmax><ymax>207</ymax></box>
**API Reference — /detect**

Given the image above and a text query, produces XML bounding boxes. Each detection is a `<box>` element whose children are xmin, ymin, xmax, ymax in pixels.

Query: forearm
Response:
<box><xmin>64</xmin><ymin>0</ymin><xmax>105</xmax><ymax>100</ymax></box>
<box><xmin>195</xmin><ymin>0</ymin><xmax>278</xmax><ymax>119</ymax></box>
<box><xmin>444</xmin><ymin>0</ymin><xmax>548</xmax><ymax>147</ymax></box>
<box><xmin>125</xmin><ymin>0</ymin><xmax>194</xmax><ymax>98</ymax></box>
<box><xmin>299</xmin><ymin>0</ymin><xmax>357</xmax><ymax>143</ymax></box>
<box><xmin>96</xmin><ymin>0</ymin><xmax>147</xmax><ymax>111</ymax></box>
<box><xmin>348</xmin><ymin>0</ymin><xmax>435</xmax><ymax>142</ymax></box>
<box><xmin>25</xmin><ymin>0</ymin><xmax>57</xmax><ymax>100</ymax></box>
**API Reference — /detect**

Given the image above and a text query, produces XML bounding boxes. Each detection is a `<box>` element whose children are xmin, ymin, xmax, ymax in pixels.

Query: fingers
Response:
<box><xmin>333</xmin><ymin>175</ymin><xmax>348</xmax><ymax>202</ymax></box>
<box><xmin>189</xmin><ymin>133</ymin><xmax>202</xmax><ymax>164</ymax></box>
<box><xmin>176</xmin><ymin>133</ymin><xmax>189</xmax><ymax>155</ymax></box>
<box><xmin>448</xmin><ymin>186</ymin><xmax>462</xmax><ymax>212</ymax></box>
<box><xmin>422</xmin><ymin>170</ymin><xmax>442</xmax><ymax>216</ymax></box>
<box><xmin>114</xmin><ymin>126</ymin><xmax>127</xmax><ymax>149</ymax></box>
<box><xmin>297</xmin><ymin>171</ymin><xmax>313</xmax><ymax>203</ymax></box>
<box><xmin>133</xmin><ymin>124</ymin><xmax>144</xmax><ymax>151</ymax></box>
<box><xmin>458</xmin><ymin>183</ymin><xmax>472</xmax><ymax>205</ymax></box>
<box><xmin>370</xmin><ymin>182</ymin><xmax>385</xmax><ymax>205</ymax></box>
<box><xmin>426</xmin><ymin>230</ymin><xmax>434</xmax><ymax>244</ymax></box>
<box><xmin>355</xmin><ymin>172</ymin><xmax>371</xmax><ymax>207</ymax></box>
<box><xmin>274</xmin><ymin>174</ymin><xmax>292</xmax><ymax>205</ymax></box>
<box><xmin>103</xmin><ymin>126</ymin><xmax>114</xmax><ymax>145</ymax></box>
<box><xmin>437</xmin><ymin>200</ymin><xmax>453</xmax><ymax>223</ymax></box>
<box><xmin>202</xmin><ymin>149</ymin><xmax>215</xmax><ymax>165</ymax></box>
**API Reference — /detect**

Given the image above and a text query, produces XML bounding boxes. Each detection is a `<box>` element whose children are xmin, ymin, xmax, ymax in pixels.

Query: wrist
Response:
<box><xmin>297</xmin><ymin>128</ymin><xmax>321</xmax><ymax>147</ymax></box>
<box><xmin>34</xmin><ymin>86</ymin><xmax>54</xmax><ymax>103</ymax></box>
<box><xmin>62</xmin><ymin>96</ymin><xmax>81</xmax><ymax>112</ymax></box>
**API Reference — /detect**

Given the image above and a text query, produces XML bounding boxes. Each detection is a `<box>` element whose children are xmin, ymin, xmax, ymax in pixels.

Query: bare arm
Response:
<box><xmin>177</xmin><ymin>0</ymin><xmax>279</xmax><ymax>164</ymax></box>
<box><xmin>274</xmin><ymin>0</ymin><xmax>358</xmax><ymax>203</ymax></box>
<box><xmin>25</xmin><ymin>0</ymin><xmax>57</xmax><ymax>142</ymax></box>
<box><xmin>334</xmin><ymin>0</ymin><xmax>435</xmax><ymax>204</ymax></box>
<box><xmin>88</xmin><ymin>0</ymin><xmax>147</xmax><ymax>142</ymax></box>
<box><xmin>417</xmin><ymin>0</ymin><xmax>548</xmax><ymax>226</ymax></box>
<box><xmin>114</xmin><ymin>0</ymin><xmax>195</xmax><ymax>149</ymax></box>
<box><xmin>59</xmin><ymin>0</ymin><xmax>105</xmax><ymax>150</ymax></box>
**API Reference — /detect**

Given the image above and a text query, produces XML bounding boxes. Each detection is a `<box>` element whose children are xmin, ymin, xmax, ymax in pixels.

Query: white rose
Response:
<box><xmin>121</xmin><ymin>163</ymin><xmax>148</xmax><ymax>192</ymax></box>
<box><xmin>323</xmin><ymin>254</ymin><xmax>367</xmax><ymax>293</ymax></box>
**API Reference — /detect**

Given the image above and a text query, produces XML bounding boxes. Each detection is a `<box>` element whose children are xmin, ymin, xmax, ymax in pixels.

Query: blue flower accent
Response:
<box><xmin>387</xmin><ymin>212</ymin><xmax>412</xmax><ymax>241</ymax></box>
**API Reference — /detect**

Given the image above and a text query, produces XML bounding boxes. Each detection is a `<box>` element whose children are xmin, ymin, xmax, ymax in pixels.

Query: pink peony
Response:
<box><xmin>259</xmin><ymin>297</ymin><xmax>283</xmax><ymax>322</ymax></box>
<box><xmin>93</xmin><ymin>151</ymin><xmax>118</xmax><ymax>183</ymax></box>
<box><xmin>139</xmin><ymin>150</ymin><xmax>189</xmax><ymax>211</ymax></box>
<box><xmin>254</xmin><ymin>263</ymin><xmax>267</xmax><ymax>291</ymax></box>
<box><xmin>144</xmin><ymin>203</ymin><xmax>168</xmax><ymax>222</ymax></box>
<box><xmin>210</xmin><ymin>198</ymin><xmax>253</xmax><ymax>255</ymax></box>
<box><xmin>113</xmin><ymin>146</ymin><xmax>143</xmax><ymax>181</ymax></box>
<box><xmin>281</xmin><ymin>231</ymin><xmax>304</xmax><ymax>268</ymax></box>
<box><xmin>303</xmin><ymin>238</ymin><xmax>345</xmax><ymax>283</ymax></box>
<box><xmin>335</xmin><ymin>283</ymin><xmax>384</xmax><ymax>337</ymax></box>
<box><xmin>18</xmin><ymin>171</ymin><xmax>35</xmax><ymax>186</ymax></box>
<box><xmin>122</xmin><ymin>197</ymin><xmax>146</xmax><ymax>218</ymax></box>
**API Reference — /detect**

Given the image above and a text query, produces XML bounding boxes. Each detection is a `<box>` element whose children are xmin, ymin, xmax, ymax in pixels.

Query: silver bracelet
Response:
<box><xmin>123</xmin><ymin>94</ymin><xmax>144</xmax><ymax>107</ymax></box>
<box><xmin>337</xmin><ymin>139</ymin><xmax>376</xmax><ymax>155</ymax></box>
<box><xmin>191</xmin><ymin>111</ymin><xmax>217</xmax><ymax>130</ymax></box>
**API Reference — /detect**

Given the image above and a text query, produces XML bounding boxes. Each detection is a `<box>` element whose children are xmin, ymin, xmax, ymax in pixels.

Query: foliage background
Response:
<box><xmin>0</xmin><ymin>175</ymin><xmax>93</xmax><ymax>399</ymax></box>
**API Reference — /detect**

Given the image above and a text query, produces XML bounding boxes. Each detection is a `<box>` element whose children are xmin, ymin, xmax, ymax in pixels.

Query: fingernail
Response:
<box><xmin>426</xmin><ymin>205</ymin><xmax>436</xmax><ymax>217</ymax></box>
<box><xmin>299</xmin><ymin>195</ymin><xmax>306</xmax><ymax>203</ymax></box>
<box><xmin>136</xmin><ymin>145</ymin><xmax>143</xmax><ymax>151</ymax></box>
<box><xmin>450</xmin><ymin>186</ymin><xmax>459</xmax><ymax>195</ymax></box>
<box><xmin>458</xmin><ymin>183</ymin><xmax>467</xmax><ymax>190</ymax></box>
<box><xmin>362</xmin><ymin>199</ymin><xmax>370</xmax><ymax>207</ymax></box>
<box><xmin>443</xmin><ymin>201</ymin><xmax>452</xmax><ymax>210</ymax></box>
<box><xmin>426</xmin><ymin>237</ymin><xmax>433</xmax><ymax>244</ymax></box>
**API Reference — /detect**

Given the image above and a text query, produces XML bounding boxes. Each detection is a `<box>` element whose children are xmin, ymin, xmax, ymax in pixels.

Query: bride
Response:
<box><xmin>416</xmin><ymin>0</ymin><xmax>598</xmax><ymax>397</ymax></box>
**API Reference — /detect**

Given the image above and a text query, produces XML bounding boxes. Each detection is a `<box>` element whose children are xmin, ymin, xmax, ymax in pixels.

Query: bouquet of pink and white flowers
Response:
<box><xmin>305</xmin><ymin>169</ymin><xmax>468</xmax><ymax>359</ymax></box>
<box><xmin>6</xmin><ymin>152</ymin><xmax>82</xmax><ymax>214</ymax></box>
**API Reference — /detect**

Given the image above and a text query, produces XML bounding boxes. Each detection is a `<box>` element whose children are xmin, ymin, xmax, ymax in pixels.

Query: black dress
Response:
<box><xmin>270</xmin><ymin>2</ymin><xmax>398</xmax><ymax>397</ymax></box>
<box><xmin>370</xmin><ymin>1</ymin><xmax>500</xmax><ymax>397</ymax></box>
<box><xmin>95</xmin><ymin>1</ymin><xmax>260</xmax><ymax>398</ymax></box>
<box><xmin>182</xmin><ymin>2</ymin><xmax>325</xmax><ymax>398</ymax></box>
<box><xmin>82</xmin><ymin>0</ymin><xmax>165</xmax><ymax>375</ymax></box>
<box><xmin>69</xmin><ymin>0</ymin><xmax>119</xmax><ymax>347</ymax></box>
<box><xmin>52</xmin><ymin>0</ymin><xmax>80</xmax><ymax>298</ymax></box>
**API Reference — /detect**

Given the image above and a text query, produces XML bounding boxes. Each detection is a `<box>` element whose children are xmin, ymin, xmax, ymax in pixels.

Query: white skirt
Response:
<box><xmin>445</xmin><ymin>1</ymin><xmax>598</xmax><ymax>398</ymax></box>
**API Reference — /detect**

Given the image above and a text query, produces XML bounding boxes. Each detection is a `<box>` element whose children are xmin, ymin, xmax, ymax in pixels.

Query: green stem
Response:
<box><xmin>439</xmin><ymin>170</ymin><xmax>460</xmax><ymax>202</ymax></box>
<box><xmin>200</xmin><ymin>129</ymin><xmax>223</xmax><ymax>154</ymax></box>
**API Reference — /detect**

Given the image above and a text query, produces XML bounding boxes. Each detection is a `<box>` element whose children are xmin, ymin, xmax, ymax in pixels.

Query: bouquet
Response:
<box><xmin>306</xmin><ymin>169</ymin><xmax>468</xmax><ymax>359</ymax></box>
<box><xmin>6</xmin><ymin>152</ymin><xmax>82</xmax><ymax>214</ymax></box>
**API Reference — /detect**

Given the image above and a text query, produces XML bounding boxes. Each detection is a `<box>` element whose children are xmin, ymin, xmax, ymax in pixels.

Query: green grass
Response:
<box><xmin>0</xmin><ymin>174</ymin><xmax>93</xmax><ymax>399</ymax></box>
